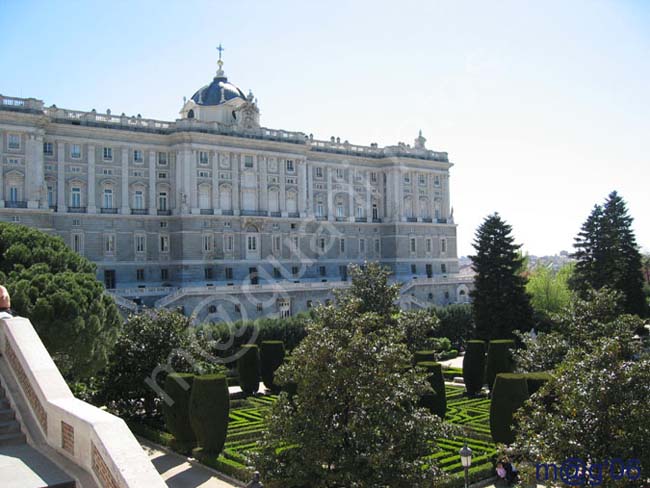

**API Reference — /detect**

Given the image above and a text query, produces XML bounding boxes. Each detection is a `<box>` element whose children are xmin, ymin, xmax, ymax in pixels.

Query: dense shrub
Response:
<box><xmin>522</xmin><ymin>371</ymin><xmax>552</xmax><ymax>396</ymax></box>
<box><xmin>431</xmin><ymin>303</ymin><xmax>475</xmax><ymax>345</ymax></box>
<box><xmin>162</xmin><ymin>373</ymin><xmax>195</xmax><ymax>445</ymax></box>
<box><xmin>489</xmin><ymin>373</ymin><xmax>529</xmax><ymax>444</ymax></box>
<box><xmin>463</xmin><ymin>340</ymin><xmax>487</xmax><ymax>396</ymax></box>
<box><xmin>413</xmin><ymin>350</ymin><xmax>436</xmax><ymax>364</ymax></box>
<box><xmin>486</xmin><ymin>339</ymin><xmax>515</xmax><ymax>391</ymax></box>
<box><xmin>417</xmin><ymin>361</ymin><xmax>446</xmax><ymax>419</ymax></box>
<box><xmin>238</xmin><ymin>344</ymin><xmax>260</xmax><ymax>396</ymax></box>
<box><xmin>260</xmin><ymin>340</ymin><xmax>285</xmax><ymax>393</ymax></box>
<box><xmin>189</xmin><ymin>374</ymin><xmax>229</xmax><ymax>455</ymax></box>
<box><xmin>431</xmin><ymin>337</ymin><xmax>452</xmax><ymax>352</ymax></box>
<box><xmin>437</xmin><ymin>349</ymin><xmax>458</xmax><ymax>360</ymax></box>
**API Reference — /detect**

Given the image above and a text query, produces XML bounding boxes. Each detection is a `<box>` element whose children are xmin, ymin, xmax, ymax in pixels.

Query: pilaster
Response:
<box><xmin>120</xmin><ymin>147</ymin><xmax>129</xmax><ymax>214</ymax></box>
<box><xmin>259</xmin><ymin>155</ymin><xmax>267</xmax><ymax>212</ymax></box>
<box><xmin>306</xmin><ymin>161</ymin><xmax>314</xmax><ymax>217</ymax></box>
<box><xmin>348</xmin><ymin>168</ymin><xmax>355</xmax><ymax>222</ymax></box>
<box><xmin>25</xmin><ymin>132</ymin><xmax>44</xmax><ymax>208</ymax></box>
<box><xmin>212</xmin><ymin>151</ymin><xmax>219</xmax><ymax>212</ymax></box>
<box><xmin>232</xmin><ymin>153</ymin><xmax>240</xmax><ymax>215</ymax></box>
<box><xmin>190</xmin><ymin>149</ymin><xmax>198</xmax><ymax>213</ymax></box>
<box><xmin>279</xmin><ymin>157</ymin><xmax>287</xmax><ymax>216</ymax></box>
<box><xmin>148</xmin><ymin>150</ymin><xmax>156</xmax><ymax>215</ymax></box>
<box><xmin>327</xmin><ymin>166</ymin><xmax>334</xmax><ymax>221</ymax></box>
<box><xmin>57</xmin><ymin>142</ymin><xmax>66</xmax><ymax>212</ymax></box>
<box><xmin>298</xmin><ymin>159</ymin><xmax>307</xmax><ymax>216</ymax></box>
<box><xmin>87</xmin><ymin>145</ymin><xmax>97</xmax><ymax>213</ymax></box>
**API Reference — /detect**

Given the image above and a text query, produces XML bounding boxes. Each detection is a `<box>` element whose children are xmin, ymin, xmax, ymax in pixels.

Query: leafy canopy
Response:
<box><xmin>255</xmin><ymin>263</ymin><xmax>453</xmax><ymax>487</ymax></box>
<box><xmin>0</xmin><ymin>222</ymin><xmax>120</xmax><ymax>381</ymax></box>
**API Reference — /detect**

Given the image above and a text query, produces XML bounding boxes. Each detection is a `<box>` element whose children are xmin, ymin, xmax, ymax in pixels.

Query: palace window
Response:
<box><xmin>103</xmin><ymin>147</ymin><xmax>112</xmax><ymax>161</ymax></box>
<box><xmin>411</xmin><ymin>264</ymin><xmax>417</xmax><ymax>274</ymax></box>
<box><xmin>199</xmin><ymin>151</ymin><xmax>209</xmax><ymax>165</ymax></box>
<box><xmin>244</xmin><ymin>155</ymin><xmax>254</xmax><ymax>168</ymax></box>
<box><xmin>159</xmin><ymin>235</ymin><xmax>169</xmax><ymax>253</ymax></box>
<box><xmin>273</xmin><ymin>267</ymin><xmax>281</xmax><ymax>278</ymax></box>
<box><xmin>426</xmin><ymin>238</ymin><xmax>432</xmax><ymax>253</ymax></box>
<box><xmin>134</xmin><ymin>190</ymin><xmax>144</xmax><ymax>209</ymax></box>
<box><xmin>247</xmin><ymin>235</ymin><xmax>257</xmax><ymax>251</ymax></box>
<box><xmin>315</xmin><ymin>167</ymin><xmax>323</xmax><ymax>178</ymax></box>
<box><xmin>71</xmin><ymin>187</ymin><xmax>81</xmax><ymax>207</ymax></box>
<box><xmin>336</xmin><ymin>168</ymin><xmax>344</xmax><ymax>179</ymax></box>
<box><xmin>103</xmin><ymin>168</ymin><xmax>113</xmax><ymax>175</ymax></box>
<box><xmin>404</xmin><ymin>174</ymin><xmax>411</xmax><ymax>184</ymax></box>
<box><xmin>372</xmin><ymin>204</ymin><xmax>378</xmax><ymax>220</ymax></box>
<box><xmin>43</xmin><ymin>142</ymin><xmax>53</xmax><ymax>155</ymax></box>
<box><xmin>374</xmin><ymin>238</ymin><xmax>380</xmax><ymax>254</ymax></box>
<box><xmin>318</xmin><ymin>237</ymin><xmax>326</xmax><ymax>253</ymax></box>
<box><xmin>160</xmin><ymin>221</ymin><xmax>167</xmax><ymax>228</ymax></box>
<box><xmin>316</xmin><ymin>202</ymin><xmax>324</xmax><ymax>217</ymax></box>
<box><xmin>419</xmin><ymin>174</ymin><xmax>426</xmax><ymax>186</ymax></box>
<box><xmin>158</xmin><ymin>172</ymin><xmax>168</xmax><ymax>179</ymax></box>
<box><xmin>319</xmin><ymin>266</ymin><xmax>326</xmax><ymax>277</ymax></box>
<box><xmin>104</xmin><ymin>234</ymin><xmax>115</xmax><ymax>254</ymax></box>
<box><xmin>434</xmin><ymin>175</ymin><xmax>440</xmax><ymax>187</ymax></box>
<box><xmin>158</xmin><ymin>152</ymin><xmax>168</xmax><ymax>165</ymax></box>
<box><xmin>370</xmin><ymin>172</ymin><xmax>377</xmax><ymax>183</ymax></box>
<box><xmin>133</xmin><ymin>170</ymin><xmax>144</xmax><ymax>177</ymax></box>
<box><xmin>441</xmin><ymin>238</ymin><xmax>447</xmax><ymax>254</ymax></box>
<box><xmin>336</xmin><ymin>205</ymin><xmax>344</xmax><ymax>218</ymax></box>
<box><xmin>225</xmin><ymin>267</ymin><xmax>233</xmax><ymax>280</ymax></box>
<box><xmin>103</xmin><ymin>188</ymin><xmax>113</xmax><ymax>209</ymax></box>
<box><xmin>158</xmin><ymin>192</ymin><xmax>168</xmax><ymax>211</ymax></box>
<box><xmin>8</xmin><ymin>134</ymin><xmax>20</xmax><ymax>150</ymax></box>
<box><xmin>161</xmin><ymin>269</ymin><xmax>169</xmax><ymax>281</ymax></box>
<box><xmin>134</xmin><ymin>150</ymin><xmax>144</xmax><ymax>163</ymax></box>
<box><xmin>441</xmin><ymin>263</ymin><xmax>447</xmax><ymax>273</ymax></box>
<box><xmin>359</xmin><ymin>238</ymin><xmax>366</xmax><ymax>254</ymax></box>
<box><xmin>136</xmin><ymin>269</ymin><xmax>145</xmax><ymax>281</ymax></box>
<box><xmin>204</xmin><ymin>268</ymin><xmax>213</xmax><ymax>280</ymax></box>
<box><xmin>286</xmin><ymin>159</ymin><xmax>295</xmax><ymax>172</ymax></box>
<box><xmin>340</xmin><ymin>238</ymin><xmax>345</xmax><ymax>253</ymax></box>
<box><xmin>278</xmin><ymin>298</ymin><xmax>291</xmax><ymax>318</ymax></box>
<box><xmin>135</xmin><ymin>234</ymin><xmax>146</xmax><ymax>253</ymax></box>
<box><xmin>71</xmin><ymin>144</ymin><xmax>81</xmax><ymax>159</ymax></box>
<box><xmin>410</xmin><ymin>237</ymin><xmax>416</xmax><ymax>253</ymax></box>
<box><xmin>198</xmin><ymin>170</ymin><xmax>210</xmax><ymax>178</ymax></box>
<box><xmin>291</xmin><ymin>266</ymin><xmax>299</xmax><ymax>277</ymax></box>
<box><xmin>291</xmin><ymin>236</ymin><xmax>299</xmax><ymax>251</ymax></box>
<box><xmin>203</xmin><ymin>234</ymin><xmax>213</xmax><ymax>252</ymax></box>
<box><xmin>72</xmin><ymin>233</ymin><xmax>83</xmax><ymax>254</ymax></box>
<box><xmin>224</xmin><ymin>234</ymin><xmax>234</xmax><ymax>253</ymax></box>
<box><xmin>272</xmin><ymin>235</ymin><xmax>281</xmax><ymax>254</ymax></box>
<box><xmin>356</xmin><ymin>206</ymin><xmax>364</xmax><ymax>218</ymax></box>
<box><xmin>47</xmin><ymin>185</ymin><xmax>54</xmax><ymax>207</ymax></box>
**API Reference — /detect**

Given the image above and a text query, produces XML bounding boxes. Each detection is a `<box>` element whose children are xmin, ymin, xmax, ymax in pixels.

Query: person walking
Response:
<box><xmin>0</xmin><ymin>285</ymin><xmax>15</xmax><ymax>319</ymax></box>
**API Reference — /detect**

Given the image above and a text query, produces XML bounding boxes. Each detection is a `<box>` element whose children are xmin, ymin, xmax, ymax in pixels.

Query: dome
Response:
<box><xmin>191</xmin><ymin>75</ymin><xmax>247</xmax><ymax>106</ymax></box>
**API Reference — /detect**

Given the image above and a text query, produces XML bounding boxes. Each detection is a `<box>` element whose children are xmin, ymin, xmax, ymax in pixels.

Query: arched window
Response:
<box><xmin>198</xmin><ymin>184</ymin><xmax>211</xmax><ymax>209</ymax></box>
<box><xmin>286</xmin><ymin>190</ymin><xmax>297</xmax><ymax>214</ymax></box>
<box><xmin>220</xmin><ymin>184</ymin><xmax>232</xmax><ymax>211</ymax></box>
<box><xmin>268</xmin><ymin>187</ymin><xmax>280</xmax><ymax>213</ymax></box>
<box><xmin>188</xmin><ymin>109</ymin><xmax>194</xmax><ymax>119</ymax></box>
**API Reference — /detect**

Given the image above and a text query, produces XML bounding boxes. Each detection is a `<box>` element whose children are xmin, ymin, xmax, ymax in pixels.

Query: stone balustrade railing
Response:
<box><xmin>0</xmin><ymin>316</ymin><xmax>166</xmax><ymax>488</ymax></box>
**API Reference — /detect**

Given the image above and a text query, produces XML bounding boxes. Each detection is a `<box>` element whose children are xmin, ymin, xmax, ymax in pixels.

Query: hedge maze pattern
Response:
<box><xmin>216</xmin><ymin>385</ymin><xmax>497</xmax><ymax>482</ymax></box>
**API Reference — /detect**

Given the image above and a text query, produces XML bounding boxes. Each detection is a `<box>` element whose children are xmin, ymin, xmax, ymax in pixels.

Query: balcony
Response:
<box><xmin>221</xmin><ymin>210</ymin><xmax>234</xmax><ymax>216</ymax></box>
<box><xmin>422</xmin><ymin>217</ymin><xmax>433</xmax><ymax>223</ymax></box>
<box><xmin>406</xmin><ymin>217</ymin><xmax>418</xmax><ymax>222</ymax></box>
<box><xmin>68</xmin><ymin>206</ymin><xmax>87</xmax><ymax>213</ymax></box>
<box><xmin>315</xmin><ymin>215</ymin><xmax>327</xmax><ymax>221</ymax></box>
<box><xmin>241</xmin><ymin>210</ymin><xmax>267</xmax><ymax>216</ymax></box>
<box><xmin>157</xmin><ymin>209</ymin><xmax>172</xmax><ymax>216</ymax></box>
<box><xmin>335</xmin><ymin>216</ymin><xmax>347</xmax><ymax>222</ymax></box>
<box><xmin>5</xmin><ymin>201</ymin><xmax>27</xmax><ymax>208</ymax></box>
<box><xmin>200</xmin><ymin>208</ymin><xmax>214</xmax><ymax>215</ymax></box>
<box><xmin>49</xmin><ymin>205</ymin><xmax>57</xmax><ymax>212</ymax></box>
<box><xmin>436</xmin><ymin>218</ymin><xmax>448</xmax><ymax>224</ymax></box>
<box><xmin>101</xmin><ymin>207</ymin><xmax>119</xmax><ymax>214</ymax></box>
<box><xmin>131</xmin><ymin>208</ymin><xmax>148</xmax><ymax>215</ymax></box>
<box><xmin>355</xmin><ymin>217</ymin><xmax>367</xmax><ymax>223</ymax></box>
<box><xmin>287</xmin><ymin>212</ymin><xmax>300</xmax><ymax>218</ymax></box>
<box><xmin>269</xmin><ymin>211</ymin><xmax>281</xmax><ymax>217</ymax></box>
<box><xmin>372</xmin><ymin>218</ymin><xmax>382</xmax><ymax>223</ymax></box>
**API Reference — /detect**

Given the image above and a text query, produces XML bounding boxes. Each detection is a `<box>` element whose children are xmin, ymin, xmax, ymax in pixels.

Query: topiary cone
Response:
<box><xmin>417</xmin><ymin>361</ymin><xmax>447</xmax><ymax>419</ymax></box>
<box><xmin>463</xmin><ymin>340</ymin><xmax>487</xmax><ymax>396</ymax></box>
<box><xmin>189</xmin><ymin>374</ymin><xmax>230</xmax><ymax>456</ymax></box>
<box><xmin>260</xmin><ymin>340</ymin><xmax>285</xmax><ymax>393</ymax></box>
<box><xmin>162</xmin><ymin>373</ymin><xmax>196</xmax><ymax>445</ymax></box>
<box><xmin>238</xmin><ymin>344</ymin><xmax>261</xmax><ymax>396</ymax></box>
<box><xmin>486</xmin><ymin>339</ymin><xmax>515</xmax><ymax>391</ymax></box>
<box><xmin>489</xmin><ymin>372</ymin><xmax>529</xmax><ymax>444</ymax></box>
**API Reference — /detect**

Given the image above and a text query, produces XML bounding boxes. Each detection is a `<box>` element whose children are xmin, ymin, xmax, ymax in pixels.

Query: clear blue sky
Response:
<box><xmin>2</xmin><ymin>0</ymin><xmax>648</xmax><ymax>257</ymax></box>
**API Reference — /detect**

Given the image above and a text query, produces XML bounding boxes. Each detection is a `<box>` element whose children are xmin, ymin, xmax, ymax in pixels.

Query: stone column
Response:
<box><xmin>279</xmin><ymin>157</ymin><xmax>287</xmax><ymax>216</ymax></box>
<box><xmin>87</xmin><ymin>145</ymin><xmax>96</xmax><ymax>213</ymax></box>
<box><xmin>120</xmin><ymin>147</ymin><xmax>130</xmax><ymax>214</ymax></box>
<box><xmin>259</xmin><ymin>155</ymin><xmax>267</xmax><ymax>214</ymax></box>
<box><xmin>57</xmin><ymin>142</ymin><xmax>66</xmax><ymax>212</ymax></box>
<box><xmin>190</xmin><ymin>149</ymin><xmax>198</xmax><ymax>213</ymax></box>
<box><xmin>232</xmin><ymin>153</ymin><xmax>240</xmax><ymax>215</ymax></box>
<box><xmin>396</xmin><ymin>169</ymin><xmax>404</xmax><ymax>221</ymax></box>
<box><xmin>348</xmin><ymin>169</ymin><xmax>355</xmax><ymax>222</ymax></box>
<box><xmin>443</xmin><ymin>174</ymin><xmax>451</xmax><ymax>220</ymax></box>
<box><xmin>174</xmin><ymin>149</ymin><xmax>182</xmax><ymax>214</ymax></box>
<box><xmin>25</xmin><ymin>132</ymin><xmax>44</xmax><ymax>208</ymax></box>
<box><xmin>148</xmin><ymin>150</ymin><xmax>156</xmax><ymax>215</ymax></box>
<box><xmin>298</xmin><ymin>159</ymin><xmax>307</xmax><ymax>216</ymax></box>
<box><xmin>212</xmin><ymin>151</ymin><xmax>220</xmax><ymax>212</ymax></box>
<box><xmin>366</xmin><ymin>171</ymin><xmax>372</xmax><ymax>221</ymax></box>
<box><xmin>327</xmin><ymin>166</ymin><xmax>334</xmax><ymax>221</ymax></box>
<box><xmin>306</xmin><ymin>162</ymin><xmax>314</xmax><ymax>217</ymax></box>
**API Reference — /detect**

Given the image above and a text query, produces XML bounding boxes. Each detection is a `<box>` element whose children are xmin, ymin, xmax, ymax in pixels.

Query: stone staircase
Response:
<box><xmin>0</xmin><ymin>381</ymin><xmax>26</xmax><ymax>447</ymax></box>
<box><xmin>0</xmin><ymin>377</ymin><xmax>75</xmax><ymax>488</ymax></box>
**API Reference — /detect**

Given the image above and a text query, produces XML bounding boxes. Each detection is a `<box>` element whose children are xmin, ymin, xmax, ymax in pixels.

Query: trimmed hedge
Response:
<box><xmin>417</xmin><ymin>361</ymin><xmax>446</xmax><ymax>419</ymax></box>
<box><xmin>414</xmin><ymin>350</ymin><xmax>437</xmax><ymax>364</ymax></box>
<box><xmin>238</xmin><ymin>344</ymin><xmax>260</xmax><ymax>396</ymax></box>
<box><xmin>162</xmin><ymin>373</ymin><xmax>196</xmax><ymax>444</ymax></box>
<box><xmin>524</xmin><ymin>371</ymin><xmax>552</xmax><ymax>395</ymax></box>
<box><xmin>260</xmin><ymin>340</ymin><xmax>285</xmax><ymax>393</ymax></box>
<box><xmin>489</xmin><ymin>373</ymin><xmax>529</xmax><ymax>444</ymax></box>
<box><xmin>463</xmin><ymin>340</ymin><xmax>487</xmax><ymax>396</ymax></box>
<box><xmin>189</xmin><ymin>374</ymin><xmax>230</xmax><ymax>455</ymax></box>
<box><xmin>438</xmin><ymin>349</ymin><xmax>459</xmax><ymax>361</ymax></box>
<box><xmin>486</xmin><ymin>339</ymin><xmax>515</xmax><ymax>391</ymax></box>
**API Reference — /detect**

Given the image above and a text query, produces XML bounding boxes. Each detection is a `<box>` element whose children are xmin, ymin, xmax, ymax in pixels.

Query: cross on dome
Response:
<box><xmin>216</xmin><ymin>43</ymin><xmax>225</xmax><ymax>77</ymax></box>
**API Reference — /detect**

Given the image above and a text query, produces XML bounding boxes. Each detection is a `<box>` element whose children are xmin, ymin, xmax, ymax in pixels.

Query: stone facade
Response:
<box><xmin>0</xmin><ymin>60</ymin><xmax>471</xmax><ymax>320</ymax></box>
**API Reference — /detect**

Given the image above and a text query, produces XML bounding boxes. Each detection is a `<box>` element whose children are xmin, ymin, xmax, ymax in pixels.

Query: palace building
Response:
<box><xmin>0</xmin><ymin>53</ymin><xmax>471</xmax><ymax>321</ymax></box>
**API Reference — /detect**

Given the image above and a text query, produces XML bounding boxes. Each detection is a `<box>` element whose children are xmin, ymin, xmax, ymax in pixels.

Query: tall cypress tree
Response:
<box><xmin>570</xmin><ymin>191</ymin><xmax>646</xmax><ymax>316</ymax></box>
<box><xmin>470</xmin><ymin>213</ymin><xmax>534</xmax><ymax>340</ymax></box>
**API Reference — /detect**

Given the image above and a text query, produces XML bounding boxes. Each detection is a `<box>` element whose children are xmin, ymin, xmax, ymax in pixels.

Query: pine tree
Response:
<box><xmin>470</xmin><ymin>213</ymin><xmax>534</xmax><ymax>340</ymax></box>
<box><xmin>570</xmin><ymin>191</ymin><xmax>647</xmax><ymax>316</ymax></box>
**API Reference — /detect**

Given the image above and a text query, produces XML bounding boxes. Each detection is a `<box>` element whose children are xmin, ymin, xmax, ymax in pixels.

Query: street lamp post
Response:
<box><xmin>459</xmin><ymin>442</ymin><xmax>473</xmax><ymax>488</ymax></box>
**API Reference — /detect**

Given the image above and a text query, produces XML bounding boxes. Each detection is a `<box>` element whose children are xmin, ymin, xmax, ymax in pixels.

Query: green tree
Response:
<box><xmin>0</xmin><ymin>222</ymin><xmax>121</xmax><ymax>381</ymax></box>
<box><xmin>470</xmin><ymin>213</ymin><xmax>534</xmax><ymax>340</ymax></box>
<box><xmin>570</xmin><ymin>191</ymin><xmax>647</xmax><ymax>316</ymax></box>
<box><xmin>526</xmin><ymin>263</ymin><xmax>573</xmax><ymax>316</ymax></box>
<box><xmin>96</xmin><ymin>309</ymin><xmax>222</xmax><ymax>419</ymax></box>
<box><xmin>255</xmin><ymin>263</ymin><xmax>453</xmax><ymax>487</ymax></box>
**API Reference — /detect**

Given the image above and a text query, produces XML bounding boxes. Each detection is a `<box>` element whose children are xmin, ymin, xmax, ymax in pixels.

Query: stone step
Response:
<box><xmin>0</xmin><ymin>397</ymin><xmax>9</xmax><ymax>410</ymax></box>
<box><xmin>0</xmin><ymin>431</ymin><xmax>26</xmax><ymax>446</ymax></box>
<box><xmin>0</xmin><ymin>408</ymin><xmax>16</xmax><ymax>422</ymax></box>
<box><xmin>0</xmin><ymin>419</ymin><xmax>20</xmax><ymax>434</ymax></box>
